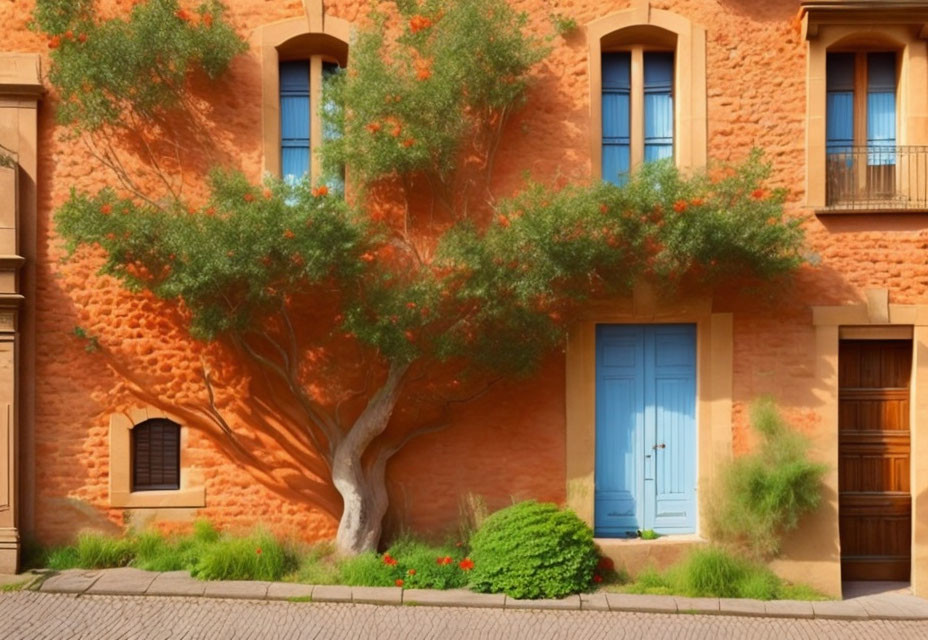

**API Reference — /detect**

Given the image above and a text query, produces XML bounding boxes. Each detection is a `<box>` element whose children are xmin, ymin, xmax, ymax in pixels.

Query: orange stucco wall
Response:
<box><xmin>5</xmin><ymin>0</ymin><xmax>928</xmax><ymax>553</ymax></box>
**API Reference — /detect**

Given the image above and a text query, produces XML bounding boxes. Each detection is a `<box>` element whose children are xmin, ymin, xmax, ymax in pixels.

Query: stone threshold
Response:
<box><xmin>22</xmin><ymin>568</ymin><xmax>928</xmax><ymax>621</ymax></box>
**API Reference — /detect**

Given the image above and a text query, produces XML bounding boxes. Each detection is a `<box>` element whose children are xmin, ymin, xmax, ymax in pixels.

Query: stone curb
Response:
<box><xmin>26</xmin><ymin>569</ymin><xmax>928</xmax><ymax>622</ymax></box>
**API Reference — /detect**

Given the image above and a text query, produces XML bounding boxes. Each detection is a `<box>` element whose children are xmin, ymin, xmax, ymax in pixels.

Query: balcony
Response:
<box><xmin>824</xmin><ymin>145</ymin><xmax>928</xmax><ymax>212</ymax></box>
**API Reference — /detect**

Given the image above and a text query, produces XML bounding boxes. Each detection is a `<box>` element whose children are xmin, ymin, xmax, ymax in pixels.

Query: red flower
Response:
<box><xmin>404</xmin><ymin>330</ymin><xmax>416</xmax><ymax>343</ymax></box>
<box><xmin>597</xmin><ymin>557</ymin><xmax>615</xmax><ymax>571</ymax></box>
<box><xmin>406</xmin><ymin>302</ymin><xmax>417</xmax><ymax>310</ymax></box>
<box><xmin>690</xmin><ymin>197</ymin><xmax>706</xmax><ymax>207</ymax></box>
<box><xmin>360</xmin><ymin>252</ymin><xmax>375</xmax><ymax>263</ymax></box>
<box><xmin>100</xmin><ymin>204</ymin><xmax>112</xmax><ymax>215</ymax></box>
<box><xmin>255</xmin><ymin>548</ymin><xmax>262</xmax><ymax>555</ymax></box>
<box><xmin>202</xmin><ymin>13</ymin><xmax>214</xmax><ymax>27</ymax></box>
<box><xmin>312</xmin><ymin>185</ymin><xmax>329</xmax><ymax>198</ymax></box>
<box><xmin>243</xmin><ymin>192</ymin><xmax>255</xmax><ymax>203</ymax></box>
<box><xmin>402</xmin><ymin>138</ymin><xmax>416</xmax><ymax>148</ymax></box>
<box><xmin>407</xmin><ymin>569</ymin><xmax>416</xmax><ymax>576</ymax></box>
<box><xmin>599</xmin><ymin>204</ymin><xmax>609</xmax><ymax>215</ymax></box>
<box><xmin>64</xmin><ymin>30</ymin><xmax>74</xmax><ymax>40</ymax></box>
<box><xmin>383</xmin><ymin>553</ymin><xmax>397</xmax><ymax>566</ymax></box>
<box><xmin>206</xmin><ymin>207</ymin><xmax>216</xmax><ymax>216</ymax></box>
<box><xmin>283</xmin><ymin>229</ymin><xmax>295</xmax><ymax>239</ymax></box>
<box><xmin>751</xmin><ymin>188</ymin><xmax>766</xmax><ymax>201</ymax></box>
<box><xmin>263</xmin><ymin>188</ymin><xmax>273</xmax><ymax>200</ymax></box>
<box><xmin>497</xmin><ymin>215</ymin><xmax>511</xmax><ymax>228</ymax></box>
<box><xmin>77</xmin><ymin>33</ymin><xmax>87</xmax><ymax>44</ymax></box>
<box><xmin>175</xmin><ymin>8</ymin><xmax>193</xmax><ymax>22</ymax></box>
<box><xmin>458</xmin><ymin>558</ymin><xmax>475</xmax><ymax>571</ymax></box>
<box><xmin>366</xmin><ymin>121</ymin><xmax>382</xmax><ymax>134</ymax></box>
<box><xmin>592</xmin><ymin>573</ymin><xmax>603</xmax><ymax>583</ymax></box>
<box><xmin>673</xmin><ymin>200</ymin><xmax>688</xmax><ymax>214</ymax></box>
<box><xmin>391</xmin><ymin>125</ymin><xmax>403</xmax><ymax>138</ymax></box>
<box><xmin>395</xmin><ymin>578</ymin><xmax>404</xmax><ymax>587</ymax></box>
<box><xmin>48</xmin><ymin>35</ymin><xmax>60</xmax><ymax>49</ymax></box>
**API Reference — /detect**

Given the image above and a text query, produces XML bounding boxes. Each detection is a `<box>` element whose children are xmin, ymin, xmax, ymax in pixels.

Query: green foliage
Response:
<box><xmin>191</xmin><ymin>529</ymin><xmax>297</xmax><ymax>581</ymax></box>
<box><xmin>338</xmin><ymin>537</ymin><xmax>470</xmax><ymax>589</ymax></box>
<box><xmin>338</xmin><ymin>552</ymin><xmax>399</xmax><ymax>587</ymax></box>
<box><xmin>709</xmin><ymin>398</ymin><xmax>828</xmax><ymax>558</ymax></box>
<box><xmin>287</xmin><ymin>542</ymin><xmax>341</xmax><ymax>586</ymax></box>
<box><xmin>639</xmin><ymin>529</ymin><xmax>660</xmax><ymax>540</ymax></box>
<box><xmin>55</xmin><ymin>173</ymin><xmax>366</xmax><ymax>340</ymax></box>
<box><xmin>468</xmin><ymin>501</ymin><xmax>598</xmax><ymax>599</ymax></box>
<box><xmin>321</xmin><ymin>0</ymin><xmax>548</xmax><ymax>186</ymax></box>
<box><xmin>619</xmin><ymin>547</ymin><xmax>828</xmax><ymax>601</ymax></box>
<box><xmin>432</xmin><ymin>154</ymin><xmax>805</xmax><ymax>373</ymax></box>
<box><xmin>33</xmin><ymin>0</ymin><xmax>246</xmax><ymax>132</ymax></box>
<box><xmin>69</xmin><ymin>532</ymin><xmax>136</xmax><ymax>569</ymax></box>
<box><xmin>549</xmin><ymin>13</ymin><xmax>578</xmax><ymax>36</ymax></box>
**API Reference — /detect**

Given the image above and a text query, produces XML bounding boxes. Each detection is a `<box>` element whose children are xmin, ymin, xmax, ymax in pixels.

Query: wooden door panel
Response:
<box><xmin>838</xmin><ymin>340</ymin><xmax>912</xmax><ymax>581</ymax></box>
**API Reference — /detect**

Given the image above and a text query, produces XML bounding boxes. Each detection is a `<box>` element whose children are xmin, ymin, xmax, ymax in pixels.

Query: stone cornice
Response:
<box><xmin>799</xmin><ymin>1</ymin><xmax>928</xmax><ymax>39</ymax></box>
<box><xmin>0</xmin><ymin>54</ymin><xmax>43</xmax><ymax>99</ymax></box>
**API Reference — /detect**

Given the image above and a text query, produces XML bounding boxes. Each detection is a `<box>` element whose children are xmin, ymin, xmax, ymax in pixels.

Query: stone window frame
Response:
<box><xmin>255</xmin><ymin>12</ymin><xmax>352</xmax><ymax>182</ymax></box>
<box><xmin>586</xmin><ymin>1</ymin><xmax>707</xmax><ymax>180</ymax></box>
<box><xmin>801</xmin><ymin>5</ymin><xmax>928</xmax><ymax>210</ymax></box>
<box><xmin>109</xmin><ymin>408</ymin><xmax>205</xmax><ymax>509</ymax></box>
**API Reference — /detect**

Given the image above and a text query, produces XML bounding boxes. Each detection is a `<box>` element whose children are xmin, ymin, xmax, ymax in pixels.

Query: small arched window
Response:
<box><xmin>131</xmin><ymin>418</ymin><xmax>181</xmax><ymax>492</ymax></box>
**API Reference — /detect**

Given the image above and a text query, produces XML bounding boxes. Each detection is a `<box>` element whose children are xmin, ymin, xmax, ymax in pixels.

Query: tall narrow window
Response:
<box><xmin>602</xmin><ymin>52</ymin><xmax>631</xmax><ymax>185</ymax></box>
<box><xmin>644</xmin><ymin>52</ymin><xmax>674</xmax><ymax>163</ymax></box>
<box><xmin>601</xmin><ymin>49</ymin><xmax>675</xmax><ymax>185</ymax></box>
<box><xmin>826</xmin><ymin>51</ymin><xmax>898</xmax><ymax>205</ymax></box>
<box><xmin>280</xmin><ymin>61</ymin><xmax>311</xmax><ymax>185</ymax></box>
<box><xmin>132</xmin><ymin>419</ymin><xmax>181</xmax><ymax>492</ymax></box>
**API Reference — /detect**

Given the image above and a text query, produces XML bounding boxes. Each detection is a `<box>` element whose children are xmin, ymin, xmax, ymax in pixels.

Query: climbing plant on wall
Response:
<box><xmin>45</xmin><ymin>0</ymin><xmax>806</xmax><ymax>555</ymax></box>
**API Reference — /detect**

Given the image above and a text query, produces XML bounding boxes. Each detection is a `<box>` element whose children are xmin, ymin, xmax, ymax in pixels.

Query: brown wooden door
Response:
<box><xmin>839</xmin><ymin>340</ymin><xmax>911</xmax><ymax>581</ymax></box>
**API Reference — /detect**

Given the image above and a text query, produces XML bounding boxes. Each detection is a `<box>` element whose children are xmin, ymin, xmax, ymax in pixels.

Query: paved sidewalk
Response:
<box><xmin>24</xmin><ymin>567</ymin><xmax>928</xmax><ymax>621</ymax></box>
<box><xmin>2</xmin><ymin>591</ymin><xmax>928</xmax><ymax>639</ymax></box>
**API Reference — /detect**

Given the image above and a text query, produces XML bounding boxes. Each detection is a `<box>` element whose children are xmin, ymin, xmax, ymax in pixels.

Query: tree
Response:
<box><xmin>43</xmin><ymin>0</ymin><xmax>806</xmax><ymax>554</ymax></box>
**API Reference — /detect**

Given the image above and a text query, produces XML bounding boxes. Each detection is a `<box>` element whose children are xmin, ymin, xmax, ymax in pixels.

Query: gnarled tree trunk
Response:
<box><xmin>332</xmin><ymin>361</ymin><xmax>409</xmax><ymax>554</ymax></box>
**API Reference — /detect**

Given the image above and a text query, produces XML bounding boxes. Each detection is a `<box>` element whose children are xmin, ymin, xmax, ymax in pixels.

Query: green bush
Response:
<box><xmin>468</xmin><ymin>501</ymin><xmax>598</xmax><ymax>599</ymax></box>
<box><xmin>619</xmin><ymin>547</ymin><xmax>828</xmax><ymax>601</ymax></box>
<box><xmin>338</xmin><ymin>552</ymin><xmax>397</xmax><ymax>587</ymax></box>
<box><xmin>191</xmin><ymin>529</ymin><xmax>297</xmax><ymax>581</ymax></box>
<box><xmin>709</xmin><ymin>398</ymin><xmax>827</xmax><ymax>558</ymax></box>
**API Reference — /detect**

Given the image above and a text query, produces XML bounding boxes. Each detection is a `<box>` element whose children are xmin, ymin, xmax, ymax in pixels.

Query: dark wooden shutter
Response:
<box><xmin>132</xmin><ymin>419</ymin><xmax>181</xmax><ymax>491</ymax></box>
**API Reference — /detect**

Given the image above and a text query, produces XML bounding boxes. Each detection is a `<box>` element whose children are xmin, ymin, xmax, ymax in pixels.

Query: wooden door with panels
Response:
<box><xmin>838</xmin><ymin>339</ymin><xmax>912</xmax><ymax>581</ymax></box>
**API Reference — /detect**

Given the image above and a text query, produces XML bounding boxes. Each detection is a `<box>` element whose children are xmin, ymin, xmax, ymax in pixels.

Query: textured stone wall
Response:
<box><xmin>3</xmin><ymin>0</ymin><xmax>924</xmax><ymax>551</ymax></box>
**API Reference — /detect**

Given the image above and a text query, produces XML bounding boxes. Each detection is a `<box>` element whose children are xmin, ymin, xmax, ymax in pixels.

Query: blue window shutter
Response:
<box><xmin>826</xmin><ymin>53</ymin><xmax>854</xmax><ymax>155</ymax></box>
<box><xmin>867</xmin><ymin>52</ymin><xmax>896</xmax><ymax>166</ymax></box>
<box><xmin>643</xmin><ymin>52</ymin><xmax>673</xmax><ymax>164</ymax></box>
<box><xmin>602</xmin><ymin>52</ymin><xmax>631</xmax><ymax>185</ymax></box>
<box><xmin>280</xmin><ymin>60</ymin><xmax>310</xmax><ymax>184</ymax></box>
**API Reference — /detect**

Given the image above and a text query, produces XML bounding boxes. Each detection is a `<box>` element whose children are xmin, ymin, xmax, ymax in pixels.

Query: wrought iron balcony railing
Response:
<box><xmin>825</xmin><ymin>145</ymin><xmax>928</xmax><ymax>211</ymax></box>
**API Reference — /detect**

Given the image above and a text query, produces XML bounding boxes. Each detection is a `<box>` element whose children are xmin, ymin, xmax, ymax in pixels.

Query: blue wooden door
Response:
<box><xmin>595</xmin><ymin>324</ymin><xmax>696</xmax><ymax>537</ymax></box>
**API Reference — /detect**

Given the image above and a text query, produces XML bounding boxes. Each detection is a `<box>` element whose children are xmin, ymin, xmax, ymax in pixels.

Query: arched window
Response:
<box><xmin>131</xmin><ymin>418</ymin><xmax>181</xmax><ymax>492</ymax></box>
<box><xmin>587</xmin><ymin>5</ymin><xmax>707</xmax><ymax>184</ymax></box>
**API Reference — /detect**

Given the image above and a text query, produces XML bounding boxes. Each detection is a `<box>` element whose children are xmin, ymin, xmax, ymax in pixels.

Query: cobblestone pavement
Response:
<box><xmin>3</xmin><ymin>592</ymin><xmax>928</xmax><ymax>640</ymax></box>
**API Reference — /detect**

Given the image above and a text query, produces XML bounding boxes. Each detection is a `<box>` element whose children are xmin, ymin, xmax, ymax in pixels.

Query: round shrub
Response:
<box><xmin>468</xmin><ymin>501</ymin><xmax>598</xmax><ymax>599</ymax></box>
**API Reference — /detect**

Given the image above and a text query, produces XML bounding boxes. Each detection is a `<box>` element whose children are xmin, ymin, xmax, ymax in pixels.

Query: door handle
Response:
<box><xmin>653</xmin><ymin>443</ymin><xmax>666</xmax><ymax>450</ymax></box>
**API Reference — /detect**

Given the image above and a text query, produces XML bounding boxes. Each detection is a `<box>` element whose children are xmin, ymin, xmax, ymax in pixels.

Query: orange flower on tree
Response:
<box><xmin>673</xmin><ymin>200</ymin><xmax>688</xmax><ymax>213</ymax></box>
<box><xmin>402</xmin><ymin>138</ymin><xmax>416</xmax><ymax>148</ymax></box>
<box><xmin>751</xmin><ymin>188</ymin><xmax>767</xmax><ymax>200</ymax></box>
<box><xmin>312</xmin><ymin>185</ymin><xmax>329</xmax><ymax>198</ymax></box>
<box><xmin>243</xmin><ymin>192</ymin><xmax>255</xmax><ymax>203</ymax></box>
<box><xmin>415</xmin><ymin>60</ymin><xmax>433</xmax><ymax>81</ymax></box>
<box><xmin>175</xmin><ymin>8</ymin><xmax>193</xmax><ymax>22</ymax></box>
<box><xmin>77</xmin><ymin>33</ymin><xmax>87</xmax><ymax>44</ymax></box>
<box><xmin>263</xmin><ymin>188</ymin><xmax>273</xmax><ymax>200</ymax></box>
<box><xmin>283</xmin><ymin>229</ymin><xmax>295</xmax><ymax>240</ymax></box>
<box><xmin>409</xmin><ymin>15</ymin><xmax>433</xmax><ymax>34</ymax></box>
<box><xmin>203</xmin><ymin>13</ymin><xmax>214</xmax><ymax>28</ymax></box>
<box><xmin>497</xmin><ymin>215</ymin><xmax>511</xmax><ymax>228</ymax></box>
<box><xmin>366</xmin><ymin>121</ymin><xmax>382</xmax><ymax>134</ymax></box>
<box><xmin>48</xmin><ymin>35</ymin><xmax>60</xmax><ymax>49</ymax></box>
<box><xmin>360</xmin><ymin>252</ymin><xmax>375</xmax><ymax>263</ymax></box>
